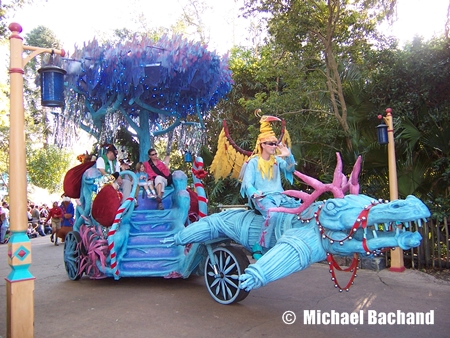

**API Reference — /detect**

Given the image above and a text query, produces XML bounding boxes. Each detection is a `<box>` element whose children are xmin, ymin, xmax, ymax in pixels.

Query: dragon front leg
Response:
<box><xmin>239</xmin><ymin>228</ymin><xmax>327</xmax><ymax>291</ymax></box>
<box><xmin>168</xmin><ymin>209</ymin><xmax>252</xmax><ymax>246</ymax></box>
<box><xmin>167</xmin><ymin>212</ymin><xmax>231</xmax><ymax>246</ymax></box>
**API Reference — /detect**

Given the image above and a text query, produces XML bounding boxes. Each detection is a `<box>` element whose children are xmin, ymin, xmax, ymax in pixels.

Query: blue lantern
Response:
<box><xmin>376</xmin><ymin>122</ymin><xmax>388</xmax><ymax>145</ymax></box>
<box><xmin>184</xmin><ymin>151</ymin><xmax>192</xmax><ymax>163</ymax></box>
<box><xmin>38</xmin><ymin>65</ymin><xmax>66</xmax><ymax>107</ymax></box>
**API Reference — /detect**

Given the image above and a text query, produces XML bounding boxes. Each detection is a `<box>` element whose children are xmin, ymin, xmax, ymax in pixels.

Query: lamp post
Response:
<box><xmin>377</xmin><ymin>108</ymin><xmax>405</xmax><ymax>272</ymax></box>
<box><xmin>7</xmin><ymin>23</ymin><xmax>65</xmax><ymax>337</ymax></box>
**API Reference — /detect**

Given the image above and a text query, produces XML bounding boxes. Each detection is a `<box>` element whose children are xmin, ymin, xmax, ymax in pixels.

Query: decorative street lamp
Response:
<box><xmin>7</xmin><ymin>23</ymin><xmax>66</xmax><ymax>337</ymax></box>
<box><xmin>377</xmin><ymin>108</ymin><xmax>405</xmax><ymax>272</ymax></box>
<box><xmin>376</xmin><ymin>120</ymin><xmax>388</xmax><ymax>145</ymax></box>
<box><xmin>38</xmin><ymin>63</ymin><xmax>66</xmax><ymax>107</ymax></box>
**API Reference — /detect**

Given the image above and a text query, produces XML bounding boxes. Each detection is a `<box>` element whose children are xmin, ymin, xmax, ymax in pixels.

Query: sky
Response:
<box><xmin>3</xmin><ymin>0</ymin><xmax>449</xmax><ymax>55</ymax></box>
<box><xmin>382</xmin><ymin>0</ymin><xmax>448</xmax><ymax>42</ymax></box>
<box><xmin>1</xmin><ymin>0</ymin><xmax>447</xmax><ymax>104</ymax></box>
<box><xmin>5</xmin><ymin>0</ymin><xmax>248</xmax><ymax>55</ymax></box>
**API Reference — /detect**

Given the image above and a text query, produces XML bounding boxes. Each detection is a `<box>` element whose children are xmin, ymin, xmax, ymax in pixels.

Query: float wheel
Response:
<box><xmin>204</xmin><ymin>245</ymin><xmax>250</xmax><ymax>304</ymax></box>
<box><xmin>64</xmin><ymin>231</ymin><xmax>84</xmax><ymax>281</ymax></box>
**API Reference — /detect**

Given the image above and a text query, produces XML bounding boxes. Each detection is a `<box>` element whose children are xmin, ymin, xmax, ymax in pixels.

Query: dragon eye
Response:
<box><xmin>326</xmin><ymin>202</ymin><xmax>336</xmax><ymax>211</ymax></box>
<box><xmin>324</xmin><ymin>201</ymin><xmax>339</xmax><ymax>216</ymax></box>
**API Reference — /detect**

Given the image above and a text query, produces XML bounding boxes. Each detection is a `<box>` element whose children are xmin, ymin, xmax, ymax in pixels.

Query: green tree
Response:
<box><xmin>241</xmin><ymin>0</ymin><xmax>398</xmax><ymax>151</ymax></box>
<box><xmin>179</xmin><ymin>0</ymin><xmax>211</xmax><ymax>44</ymax></box>
<box><xmin>0</xmin><ymin>82</ymin><xmax>9</xmax><ymax>174</ymax></box>
<box><xmin>27</xmin><ymin>145</ymin><xmax>71</xmax><ymax>192</ymax></box>
<box><xmin>0</xmin><ymin>0</ymin><xmax>35</xmax><ymax>40</ymax></box>
<box><xmin>23</xmin><ymin>25</ymin><xmax>63</xmax><ymax>147</ymax></box>
<box><xmin>367</xmin><ymin>37</ymin><xmax>450</xmax><ymax>217</ymax></box>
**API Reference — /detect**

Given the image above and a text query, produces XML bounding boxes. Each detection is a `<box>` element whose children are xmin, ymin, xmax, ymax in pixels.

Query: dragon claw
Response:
<box><xmin>160</xmin><ymin>237</ymin><xmax>175</xmax><ymax>247</ymax></box>
<box><xmin>239</xmin><ymin>273</ymin><xmax>264</xmax><ymax>291</ymax></box>
<box><xmin>239</xmin><ymin>273</ymin><xmax>256</xmax><ymax>291</ymax></box>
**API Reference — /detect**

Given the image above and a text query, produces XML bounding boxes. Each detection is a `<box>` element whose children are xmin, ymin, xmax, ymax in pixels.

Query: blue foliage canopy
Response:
<box><xmin>63</xmin><ymin>34</ymin><xmax>233</xmax><ymax>125</ymax></box>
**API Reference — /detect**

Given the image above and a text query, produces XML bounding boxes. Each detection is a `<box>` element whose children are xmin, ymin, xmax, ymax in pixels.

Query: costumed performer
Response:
<box><xmin>96</xmin><ymin>144</ymin><xmax>123</xmax><ymax>186</ymax></box>
<box><xmin>240</xmin><ymin>115</ymin><xmax>301</xmax><ymax>260</ymax></box>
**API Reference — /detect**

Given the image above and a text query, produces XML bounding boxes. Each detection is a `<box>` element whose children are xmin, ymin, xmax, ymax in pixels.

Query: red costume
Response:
<box><xmin>45</xmin><ymin>206</ymin><xmax>63</xmax><ymax>223</ymax></box>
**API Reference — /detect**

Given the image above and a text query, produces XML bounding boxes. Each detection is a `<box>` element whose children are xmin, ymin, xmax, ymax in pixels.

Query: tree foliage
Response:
<box><xmin>239</xmin><ymin>0</ymin><xmax>398</xmax><ymax>152</ymax></box>
<box><xmin>0</xmin><ymin>82</ymin><xmax>9</xmax><ymax>174</ymax></box>
<box><xmin>367</xmin><ymin>37</ymin><xmax>450</xmax><ymax>216</ymax></box>
<box><xmin>23</xmin><ymin>25</ymin><xmax>63</xmax><ymax>147</ymax></box>
<box><xmin>0</xmin><ymin>0</ymin><xmax>35</xmax><ymax>41</ymax></box>
<box><xmin>27</xmin><ymin>145</ymin><xmax>71</xmax><ymax>192</ymax></box>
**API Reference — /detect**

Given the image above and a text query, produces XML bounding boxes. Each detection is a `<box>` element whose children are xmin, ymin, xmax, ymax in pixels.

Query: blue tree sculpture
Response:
<box><xmin>62</xmin><ymin>34</ymin><xmax>232</xmax><ymax>160</ymax></box>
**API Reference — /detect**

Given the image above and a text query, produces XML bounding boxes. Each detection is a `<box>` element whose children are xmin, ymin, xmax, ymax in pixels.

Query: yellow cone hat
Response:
<box><xmin>210</xmin><ymin>113</ymin><xmax>291</xmax><ymax>181</ymax></box>
<box><xmin>253</xmin><ymin>115</ymin><xmax>280</xmax><ymax>155</ymax></box>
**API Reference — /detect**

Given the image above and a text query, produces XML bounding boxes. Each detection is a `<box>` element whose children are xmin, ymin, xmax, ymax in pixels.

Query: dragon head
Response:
<box><xmin>318</xmin><ymin>194</ymin><xmax>430</xmax><ymax>232</ymax></box>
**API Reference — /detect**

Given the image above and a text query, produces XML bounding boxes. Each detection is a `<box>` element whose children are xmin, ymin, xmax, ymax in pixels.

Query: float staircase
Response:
<box><xmin>118</xmin><ymin>201</ymin><xmax>187</xmax><ymax>277</ymax></box>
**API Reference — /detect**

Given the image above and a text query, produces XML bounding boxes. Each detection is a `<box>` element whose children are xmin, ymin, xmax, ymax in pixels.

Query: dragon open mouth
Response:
<box><xmin>316</xmin><ymin>195</ymin><xmax>430</xmax><ymax>254</ymax></box>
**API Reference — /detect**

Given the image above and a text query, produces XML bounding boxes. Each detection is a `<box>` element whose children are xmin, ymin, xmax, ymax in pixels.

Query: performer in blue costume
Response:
<box><xmin>240</xmin><ymin>115</ymin><xmax>301</xmax><ymax>259</ymax></box>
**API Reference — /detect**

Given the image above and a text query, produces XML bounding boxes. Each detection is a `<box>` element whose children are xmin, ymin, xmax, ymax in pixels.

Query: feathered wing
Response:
<box><xmin>210</xmin><ymin>128</ymin><xmax>249</xmax><ymax>181</ymax></box>
<box><xmin>210</xmin><ymin>115</ymin><xmax>290</xmax><ymax>181</ymax></box>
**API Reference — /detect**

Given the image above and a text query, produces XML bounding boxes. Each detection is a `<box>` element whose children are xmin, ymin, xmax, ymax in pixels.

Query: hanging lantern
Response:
<box><xmin>144</xmin><ymin>63</ymin><xmax>162</xmax><ymax>86</ymax></box>
<box><xmin>184</xmin><ymin>151</ymin><xmax>192</xmax><ymax>163</ymax></box>
<box><xmin>38</xmin><ymin>65</ymin><xmax>66</xmax><ymax>107</ymax></box>
<box><xmin>376</xmin><ymin>122</ymin><xmax>388</xmax><ymax>145</ymax></box>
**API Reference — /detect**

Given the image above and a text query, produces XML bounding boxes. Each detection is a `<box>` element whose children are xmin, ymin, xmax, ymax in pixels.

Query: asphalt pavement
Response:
<box><xmin>1</xmin><ymin>235</ymin><xmax>450</xmax><ymax>338</ymax></box>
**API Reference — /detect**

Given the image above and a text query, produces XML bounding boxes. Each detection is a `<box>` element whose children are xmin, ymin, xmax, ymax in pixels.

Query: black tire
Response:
<box><xmin>204</xmin><ymin>245</ymin><xmax>250</xmax><ymax>304</ymax></box>
<box><xmin>64</xmin><ymin>231</ymin><xmax>83</xmax><ymax>281</ymax></box>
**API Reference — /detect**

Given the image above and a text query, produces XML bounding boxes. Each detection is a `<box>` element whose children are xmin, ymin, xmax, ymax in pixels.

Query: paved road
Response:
<box><xmin>1</xmin><ymin>236</ymin><xmax>450</xmax><ymax>338</ymax></box>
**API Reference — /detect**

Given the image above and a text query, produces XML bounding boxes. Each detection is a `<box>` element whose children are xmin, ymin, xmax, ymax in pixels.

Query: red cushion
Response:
<box><xmin>92</xmin><ymin>185</ymin><xmax>121</xmax><ymax>227</ymax></box>
<box><xmin>63</xmin><ymin>161</ymin><xmax>96</xmax><ymax>198</ymax></box>
<box><xmin>187</xmin><ymin>187</ymin><xmax>199</xmax><ymax>223</ymax></box>
<box><xmin>187</xmin><ymin>187</ymin><xmax>199</xmax><ymax>215</ymax></box>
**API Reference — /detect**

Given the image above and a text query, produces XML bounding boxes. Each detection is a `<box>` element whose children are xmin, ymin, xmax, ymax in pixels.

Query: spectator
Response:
<box><xmin>31</xmin><ymin>205</ymin><xmax>45</xmax><ymax>236</ymax></box>
<box><xmin>60</xmin><ymin>196</ymin><xmax>74</xmax><ymax>228</ymax></box>
<box><xmin>40</xmin><ymin>205</ymin><xmax>52</xmax><ymax>234</ymax></box>
<box><xmin>39</xmin><ymin>204</ymin><xmax>49</xmax><ymax>219</ymax></box>
<box><xmin>0</xmin><ymin>202</ymin><xmax>9</xmax><ymax>244</ymax></box>
<box><xmin>27</xmin><ymin>223</ymin><xmax>38</xmax><ymax>238</ymax></box>
<box><xmin>45</xmin><ymin>201</ymin><xmax>63</xmax><ymax>246</ymax></box>
<box><xmin>27</xmin><ymin>207</ymin><xmax>32</xmax><ymax>223</ymax></box>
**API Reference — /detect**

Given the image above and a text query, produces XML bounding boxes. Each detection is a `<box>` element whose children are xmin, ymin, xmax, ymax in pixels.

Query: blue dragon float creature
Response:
<box><xmin>63</xmin><ymin>115</ymin><xmax>430</xmax><ymax>304</ymax></box>
<box><xmin>167</xmin><ymin>152</ymin><xmax>430</xmax><ymax>292</ymax></box>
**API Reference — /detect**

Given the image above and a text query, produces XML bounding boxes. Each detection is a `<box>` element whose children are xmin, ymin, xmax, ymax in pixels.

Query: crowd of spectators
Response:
<box><xmin>0</xmin><ymin>196</ymin><xmax>75</xmax><ymax>245</ymax></box>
